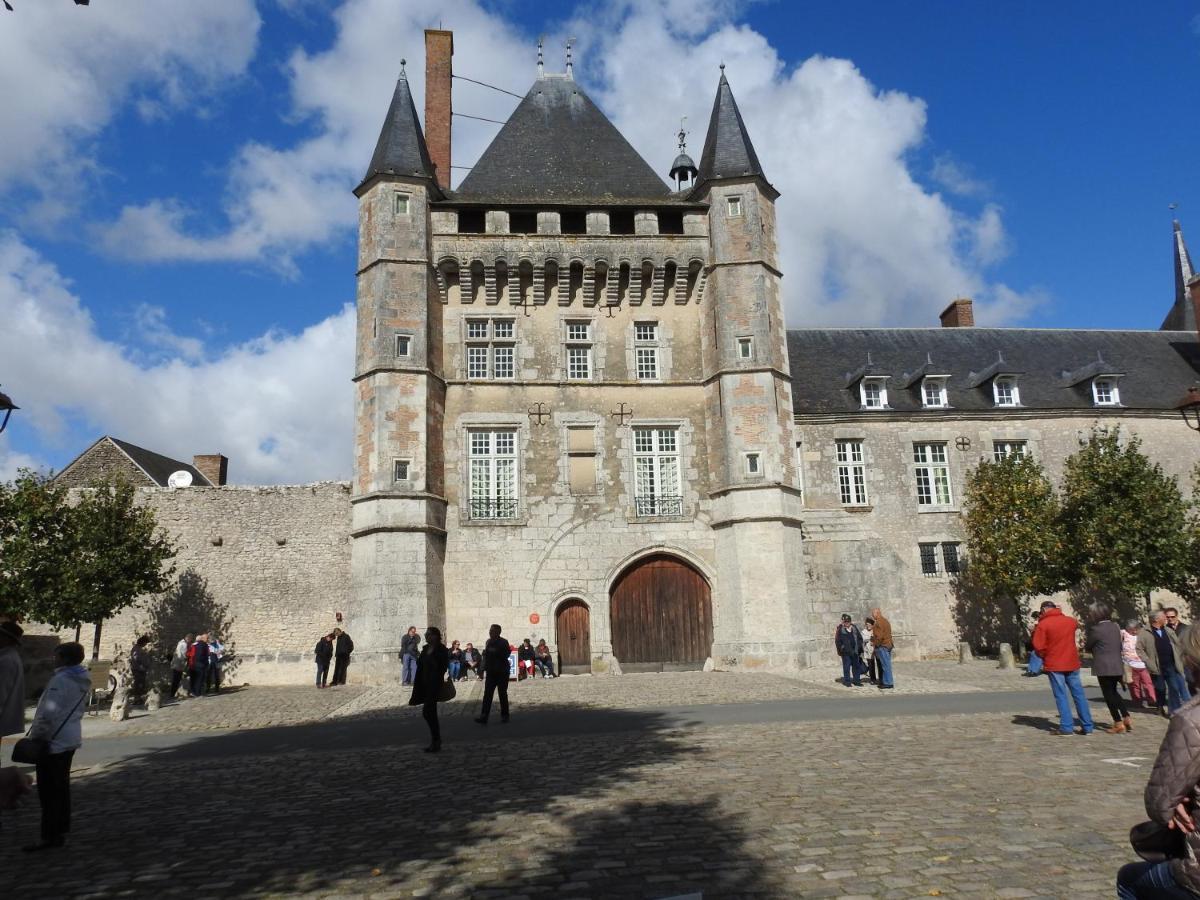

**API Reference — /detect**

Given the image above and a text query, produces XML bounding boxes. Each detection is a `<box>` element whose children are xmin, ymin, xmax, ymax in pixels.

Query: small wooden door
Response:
<box><xmin>556</xmin><ymin>599</ymin><xmax>591</xmax><ymax>674</ymax></box>
<box><xmin>610</xmin><ymin>555</ymin><xmax>713</xmax><ymax>672</ymax></box>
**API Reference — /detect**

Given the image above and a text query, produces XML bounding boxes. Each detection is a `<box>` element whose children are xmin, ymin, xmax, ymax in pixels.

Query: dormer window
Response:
<box><xmin>1092</xmin><ymin>377</ymin><xmax>1121</xmax><ymax>407</ymax></box>
<box><xmin>993</xmin><ymin>376</ymin><xmax>1020</xmax><ymax>407</ymax></box>
<box><xmin>921</xmin><ymin>377</ymin><xmax>949</xmax><ymax>409</ymax></box>
<box><xmin>860</xmin><ymin>377</ymin><xmax>888</xmax><ymax>410</ymax></box>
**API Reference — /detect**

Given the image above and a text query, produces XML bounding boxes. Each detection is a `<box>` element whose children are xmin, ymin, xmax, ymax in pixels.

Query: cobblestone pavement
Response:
<box><xmin>2</xmin><ymin>668</ymin><xmax>1167</xmax><ymax>899</ymax></box>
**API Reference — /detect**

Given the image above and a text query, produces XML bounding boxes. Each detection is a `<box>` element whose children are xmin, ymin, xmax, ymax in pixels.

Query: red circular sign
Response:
<box><xmin>529</xmin><ymin>613</ymin><xmax>540</xmax><ymax>625</ymax></box>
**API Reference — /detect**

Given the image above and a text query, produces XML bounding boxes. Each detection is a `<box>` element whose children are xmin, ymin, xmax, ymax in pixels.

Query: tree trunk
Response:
<box><xmin>91</xmin><ymin>620</ymin><xmax>102</xmax><ymax>661</ymax></box>
<box><xmin>73</xmin><ymin>623</ymin><xmax>81</xmax><ymax>643</ymax></box>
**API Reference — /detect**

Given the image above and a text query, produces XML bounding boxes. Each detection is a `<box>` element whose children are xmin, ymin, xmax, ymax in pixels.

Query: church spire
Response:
<box><xmin>358</xmin><ymin>60</ymin><xmax>437</xmax><ymax>191</ymax></box>
<box><xmin>695</xmin><ymin>66</ymin><xmax>772</xmax><ymax>194</ymax></box>
<box><xmin>1161</xmin><ymin>219</ymin><xmax>1197</xmax><ymax>331</ymax></box>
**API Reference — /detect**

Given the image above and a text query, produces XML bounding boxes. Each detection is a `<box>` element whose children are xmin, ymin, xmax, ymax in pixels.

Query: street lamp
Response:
<box><xmin>1177</xmin><ymin>386</ymin><xmax>1200</xmax><ymax>433</ymax></box>
<box><xmin>0</xmin><ymin>386</ymin><xmax>16</xmax><ymax>434</ymax></box>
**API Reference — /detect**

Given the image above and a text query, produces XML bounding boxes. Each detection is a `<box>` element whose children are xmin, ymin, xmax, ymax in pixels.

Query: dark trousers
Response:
<box><xmin>480</xmin><ymin>672</ymin><xmax>510</xmax><ymax>721</ymax></box>
<box><xmin>1098</xmin><ymin>674</ymin><xmax>1130</xmax><ymax>722</ymax></box>
<box><xmin>206</xmin><ymin>663</ymin><xmax>221</xmax><ymax>693</ymax></box>
<box><xmin>189</xmin><ymin>666</ymin><xmax>207</xmax><ymax>697</ymax></box>
<box><xmin>316</xmin><ymin>662</ymin><xmax>329</xmax><ymax>686</ymax></box>
<box><xmin>332</xmin><ymin>654</ymin><xmax>350</xmax><ymax>686</ymax></box>
<box><xmin>840</xmin><ymin>654</ymin><xmax>863</xmax><ymax>685</ymax></box>
<box><xmin>35</xmin><ymin>749</ymin><xmax>75</xmax><ymax>844</ymax></box>
<box><xmin>536</xmin><ymin>658</ymin><xmax>555</xmax><ymax>677</ymax></box>
<box><xmin>866</xmin><ymin>656</ymin><xmax>880</xmax><ymax>683</ymax></box>
<box><xmin>170</xmin><ymin>669</ymin><xmax>184</xmax><ymax>697</ymax></box>
<box><xmin>422</xmin><ymin>700</ymin><xmax>440</xmax><ymax>744</ymax></box>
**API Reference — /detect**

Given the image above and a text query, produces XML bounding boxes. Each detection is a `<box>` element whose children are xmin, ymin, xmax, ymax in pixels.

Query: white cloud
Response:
<box><xmin>931</xmin><ymin>155</ymin><xmax>988</xmax><ymax>197</ymax></box>
<box><xmin>0</xmin><ymin>233</ymin><xmax>353</xmax><ymax>485</ymax></box>
<box><xmin>0</xmin><ymin>0</ymin><xmax>261</xmax><ymax>212</ymax></box>
<box><xmin>969</xmin><ymin>203</ymin><xmax>1009</xmax><ymax>266</ymax></box>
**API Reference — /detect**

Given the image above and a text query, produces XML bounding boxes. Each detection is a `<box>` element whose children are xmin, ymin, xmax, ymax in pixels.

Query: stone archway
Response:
<box><xmin>609</xmin><ymin>554</ymin><xmax>712</xmax><ymax>672</ymax></box>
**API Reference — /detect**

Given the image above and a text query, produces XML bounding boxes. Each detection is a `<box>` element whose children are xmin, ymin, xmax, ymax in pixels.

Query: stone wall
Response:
<box><xmin>55</xmin><ymin>439</ymin><xmax>154</xmax><ymax>488</ymax></box>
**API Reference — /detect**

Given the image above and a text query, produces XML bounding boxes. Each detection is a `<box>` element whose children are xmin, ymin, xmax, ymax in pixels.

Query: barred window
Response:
<box><xmin>465</xmin><ymin>318</ymin><xmax>515</xmax><ymax>380</ymax></box>
<box><xmin>468</xmin><ymin>429</ymin><xmax>518</xmax><ymax>519</ymax></box>
<box><xmin>993</xmin><ymin>440</ymin><xmax>1028</xmax><ymax>461</ymax></box>
<box><xmin>919</xmin><ymin>543</ymin><xmax>940</xmax><ymax>577</ymax></box>
<box><xmin>942</xmin><ymin>542</ymin><xmax>962</xmax><ymax>575</ymax></box>
<box><xmin>913</xmin><ymin>442</ymin><xmax>952</xmax><ymax>507</ymax></box>
<box><xmin>633</xmin><ymin>427</ymin><xmax>682</xmax><ymax>516</ymax></box>
<box><xmin>835</xmin><ymin>439</ymin><xmax>868</xmax><ymax>506</ymax></box>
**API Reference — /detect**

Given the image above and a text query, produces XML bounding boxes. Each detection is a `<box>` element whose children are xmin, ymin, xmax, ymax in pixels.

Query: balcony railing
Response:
<box><xmin>469</xmin><ymin>498</ymin><xmax>519</xmax><ymax>520</ymax></box>
<box><xmin>634</xmin><ymin>495</ymin><xmax>683</xmax><ymax>517</ymax></box>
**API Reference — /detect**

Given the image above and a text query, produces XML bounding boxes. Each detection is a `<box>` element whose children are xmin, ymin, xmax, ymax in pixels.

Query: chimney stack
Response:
<box><xmin>424</xmin><ymin>29</ymin><xmax>453</xmax><ymax>189</ymax></box>
<box><xmin>939</xmin><ymin>298</ymin><xmax>975</xmax><ymax>328</ymax></box>
<box><xmin>193</xmin><ymin>454</ymin><xmax>228</xmax><ymax>487</ymax></box>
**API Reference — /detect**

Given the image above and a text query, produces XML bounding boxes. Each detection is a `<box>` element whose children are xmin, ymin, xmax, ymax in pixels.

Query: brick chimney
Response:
<box><xmin>193</xmin><ymin>454</ymin><xmax>228</xmax><ymax>487</ymax></box>
<box><xmin>939</xmin><ymin>298</ymin><xmax>975</xmax><ymax>328</ymax></box>
<box><xmin>424</xmin><ymin>29</ymin><xmax>453</xmax><ymax>189</ymax></box>
<box><xmin>1191</xmin><ymin>274</ymin><xmax>1200</xmax><ymax>334</ymax></box>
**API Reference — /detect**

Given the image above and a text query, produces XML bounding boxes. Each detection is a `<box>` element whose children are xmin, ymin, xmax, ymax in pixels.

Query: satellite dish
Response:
<box><xmin>167</xmin><ymin>470</ymin><xmax>193</xmax><ymax>488</ymax></box>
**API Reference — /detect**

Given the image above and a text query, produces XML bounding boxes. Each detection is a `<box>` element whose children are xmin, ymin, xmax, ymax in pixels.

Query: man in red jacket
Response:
<box><xmin>1031</xmin><ymin>600</ymin><xmax>1094</xmax><ymax>736</ymax></box>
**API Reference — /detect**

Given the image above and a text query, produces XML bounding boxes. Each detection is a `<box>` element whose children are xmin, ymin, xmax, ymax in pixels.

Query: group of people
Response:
<box><xmin>400</xmin><ymin>626</ymin><xmax>558</xmax><ymax>686</ymax></box>
<box><xmin>313</xmin><ymin>628</ymin><xmax>354</xmax><ymax>687</ymax></box>
<box><xmin>167</xmin><ymin>632</ymin><xmax>226</xmax><ymax>698</ymax></box>
<box><xmin>832</xmin><ymin>607</ymin><xmax>896</xmax><ymax>689</ymax></box>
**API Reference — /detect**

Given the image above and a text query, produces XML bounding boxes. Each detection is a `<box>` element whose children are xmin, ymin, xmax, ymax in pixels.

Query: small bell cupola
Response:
<box><xmin>669</xmin><ymin>118</ymin><xmax>699</xmax><ymax>191</ymax></box>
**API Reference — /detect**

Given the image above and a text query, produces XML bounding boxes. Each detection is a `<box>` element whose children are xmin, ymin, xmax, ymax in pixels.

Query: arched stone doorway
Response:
<box><xmin>610</xmin><ymin>554</ymin><xmax>713</xmax><ymax>672</ymax></box>
<box><xmin>555</xmin><ymin>598</ymin><xmax>592</xmax><ymax>675</ymax></box>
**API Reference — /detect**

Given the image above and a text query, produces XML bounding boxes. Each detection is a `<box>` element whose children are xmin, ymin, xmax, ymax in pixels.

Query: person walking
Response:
<box><xmin>187</xmin><ymin>634</ymin><xmax>209</xmax><ymax>698</ymax></box>
<box><xmin>870</xmin><ymin>607</ymin><xmax>895</xmax><ymax>690</ymax></box>
<box><xmin>400</xmin><ymin>626</ymin><xmax>420</xmax><ymax>686</ymax></box>
<box><xmin>1116</xmin><ymin>624</ymin><xmax>1200</xmax><ymax>897</ymax></box>
<box><xmin>170</xmin><ymin>634</ymin><xmax>192</xmax><ymax>699</ymax></box>
<box><xmin>0</xmin><ymin>621</ymin><xmax>26</xmax><ymax>758</ymax></box>
<box><xmin>22</xmin><ymin>642</ymin><xmax>89</xmax><ymax>852</ymax></box>
<box><xmin>1137</xmin><ymin>610</ymin><xmax>1190</xmax><ymax>717</ymax></box>
<box><xmin>1031</xmin><ymin>600</ymin><xmax>1094</xmax><ymax>736</ymax></box>
<box><xmin>1122</xmin><ymin>620</ymin><xmax>1157</xmax><ymax>709</ymax></box>
<box><xmin>475</xmin><ymin>624</ymin><xmax>511</xmax><ymax>725</ymax></box>
<box><xmin>331</xmin><ymin>628</ymin><xmax>354</xmax><ymax>686</ymax></box>
<box><xmin>834</xmin><ymin>614</ymin><xmax>865</xmax><ymax>687</ymax></box>
<box><xmin>1085</xmin><ymin>605</ymin><xmax>1131</xmax><ymax>734</ymax></box>
<box><xmin>409</xmin><ymin>627</ymin><xmax>450</xmax><ymax>753</ymax></box>
<box><xmin>314</xmin><ymin>633</ymin><xmax>333</xmax><ymax>688</ymax></box>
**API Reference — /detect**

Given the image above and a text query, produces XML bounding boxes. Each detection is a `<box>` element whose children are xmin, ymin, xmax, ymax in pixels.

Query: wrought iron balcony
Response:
<box><xmin>634</xmin><ymin>495</ymin><xmax>683</xmax><ymax>517</ymax></box>
<box><xmin>469</xmin><ymin>498</ymin><xmax>519</xmax><ymax>520</ymax></box>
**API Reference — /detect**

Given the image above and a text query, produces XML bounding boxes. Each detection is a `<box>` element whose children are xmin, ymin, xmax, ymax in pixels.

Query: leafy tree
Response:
<box><xmin>0</xmin><ymin>469</ymin><xmax>79</xmax><ymax>628</ymax></box>
<box><xmin>1060</xmin><ymin>427</ymin><xmax>1193</xmax><ymax>610</ymax></box>
<box><xmin>958</xmin><ymin>452</ymin><xmax>1066</xmax><ymax>648</ymax></box>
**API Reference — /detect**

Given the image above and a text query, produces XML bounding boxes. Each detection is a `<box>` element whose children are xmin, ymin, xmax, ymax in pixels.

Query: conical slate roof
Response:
<box><xmin>455</xmin><ymin>75</ymin><xmax>671</xmax><ymax>203</ymax></box>
<box><xmin>1161</xmin><ymin>220</ymin><xmax>1197</xmax><ymax>331</ymax></box>
<box><xmin>696</xmin><ymin>70</ymin><xmax>768</xmax><ymax>187</ymax></box>
<box><xmin>360</xmin><ymin>64</ymin><xmax>436</xmax><ymax>188</ymax></box>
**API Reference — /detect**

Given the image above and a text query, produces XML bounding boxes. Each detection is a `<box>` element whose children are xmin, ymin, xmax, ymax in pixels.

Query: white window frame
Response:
<box><xmin>565</xmin><ymin>320</ymin><xmax>593</xmax><ymax>381</ymax></box>
<box><xmin>394</xmin><ymin>334</ymin><xmax>412</xmax><ymax>359</ymax></box>
<box><xmin>921</xmin><ymin>377</ymin><xmax>949</xmax><ymax>409</ymax></box>
<box><xmin>993</xmin><ymin>376</ymin><xmax>1020</xmax><ymax>408</ymax></box>
<box><xmin>465</xmin><ymin>318</ymin><xmax>516</xmax><ymax>381</ymax></box>
<box><xmin>393</xmin><ymin>192</ymin><xmax>411</xmax><ymax>216</ymax></box>
<box><xmin>727</xmin><ymin>196</ymin><xmax>743</xmax><ymax>217</ymax></box>
<box><xmin>835</xmin><ymin>439</ymin><xmax>868</xmax><ymax>507</ymax></box>
<box><xmin>1092</xmin><ymin>376</ymin><xmax>1121</xmax><ymax>407</ymax></box>
<box><xmin>737</xmin><ymin>337</ymin><xmax>754</xmax><ymax>360</ymax></box>
<box><xmin>467</xmin><ymin>428</ymin><xmax>518</xmax><ymax>520</ymax></box>
<box><xmin>992</xmin><ymin>440</ymin><xmax>1028</xmax><ymax>461</ymax></box>
<box><xmin>743</xmin><ymin>451</ymin><xmax>762</xmax><ymax>477</ymax></box>
<box><xmin>634</xmin><ymin>321</ymin><xmax>659</xmax><ymax>381</ymax></box>
<box><xmin>393</xmin><ymin>458</ymin><xmax>411</xmax><ymax>483</ymax></box>
<box><xmin>913</xmin><ymin>442</ymin><xmax>953</xmax><ymax>508</ymax></box>
<box><xmin>632</xmin><ymin>426</ymin><xmax>682</xmax><ymax>517</ymax></box>
<box><xmin>860</xmin><ymin>377</ymin><xmax>888</xmax><ymax>410</ymax></box>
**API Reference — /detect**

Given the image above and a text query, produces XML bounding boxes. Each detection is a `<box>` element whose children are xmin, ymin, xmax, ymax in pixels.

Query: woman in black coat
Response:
<box><xmin>1085</xmin><ymin>604</ymin><xmax>1130</xmax><ymax>733</ymax></box>
<box><xmin>409</xmin><ymin>627</ymin><xmax>450</xmax><ymax>753</ymax></box>
<box><xmin>313</xmin><ymin>634</ymin><xmax>334</xmax><ymax>688</ymax></box>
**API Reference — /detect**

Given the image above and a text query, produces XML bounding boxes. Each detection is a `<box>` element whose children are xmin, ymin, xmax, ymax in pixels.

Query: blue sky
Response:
<box><xmin>0</xmin><ymin>0</ymin><xmax>1197</xmax><ymax>483</ymax></box>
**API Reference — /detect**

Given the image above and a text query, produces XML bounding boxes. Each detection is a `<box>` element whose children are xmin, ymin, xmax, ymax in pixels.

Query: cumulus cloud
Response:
<box><xmin>0</xmin><ymin>233</ymin><xmax>353</xmax><ymax>485</ymax></box>
<box><xmin>0</xmin><ymin>0</ymin><xmax>260</xmax><ymax>209</ymax></box>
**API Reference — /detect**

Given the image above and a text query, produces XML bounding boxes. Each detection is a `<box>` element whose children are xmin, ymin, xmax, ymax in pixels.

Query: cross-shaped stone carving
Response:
<box><xmin>528</xmin><ymin>402</ymin><xmax>550</xmax><ymax>426</ymax></box>
<box><xmin>610</xmin><ymin>402</ymin><xmax>634</xmax><ymax>426</ymax></box>
<box><xmin>955</xmin><ymin>436</ymin><xmax>972</xmax><ymax>452</ymax></box>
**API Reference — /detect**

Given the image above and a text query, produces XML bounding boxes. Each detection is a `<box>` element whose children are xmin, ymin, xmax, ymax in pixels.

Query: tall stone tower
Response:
<box><xmin>349</xmin><ymin>58</ymin><xmax>448</xmax><ymax>680</ymax></box>
<box><xmin>694</xmin><ymin>70</ymin><xmax>814</xmax><ymax>667</ymax></box>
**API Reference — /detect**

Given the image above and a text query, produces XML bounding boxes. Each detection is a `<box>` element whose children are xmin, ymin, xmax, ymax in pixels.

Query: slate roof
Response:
<box><xmin>359</xmin><ymin>64</ymin><xmax>437</xmax><ymax>190</ymax></box>
<box><xmin>1161</xmin><ymin>220</ymin><xmax>1197</xmax><ymax>331</ymax></box>
<box><xmin>56</xmin><ymin>436</ymin><xmax>212</xmax><ymax>487</ymax></box>
<box><xmin>453</xmin><ymin>75</ymin><xmax>672</xmax><ymax>204</ymax></box>
<box><xmin>695</xmin><ymin>70</ymin><xmax>770</xmax><ymax>191</ymax></box>
<box><xmin>787</xmin><ymin>328</ymin><xmax>1200</xmax><ymax>415</ymax></box>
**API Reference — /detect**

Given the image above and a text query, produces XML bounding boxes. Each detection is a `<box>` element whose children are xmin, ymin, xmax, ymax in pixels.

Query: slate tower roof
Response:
<box><xmin>1161</xmin><ymin>220</ymin><xmax>1197</xmax><ymax>331</ymax></box>
<box><xmin>695</xmin><ymin>68</ymin><xmax>771</xmax><ymax>192</ymax></box>
<box><xmin>454</xmin><ymin>75</ymin><xmax>671</xmax><ymax>204</ymax></box>
<box><xmin>359</xmin><ymin>62</ymin><xmax>437</xmax><ymax>190</ymax></box>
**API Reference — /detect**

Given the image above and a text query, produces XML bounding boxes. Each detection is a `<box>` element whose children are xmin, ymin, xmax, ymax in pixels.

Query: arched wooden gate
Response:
<box><xmin>610</xmin><ymin>554</ymin><xmax>713</xmax><ymax>672</ymax></box>
<box><xmin>555</xmin><ymin>599</ymin><xmax>592</xmax><ymax>675</ymax></box>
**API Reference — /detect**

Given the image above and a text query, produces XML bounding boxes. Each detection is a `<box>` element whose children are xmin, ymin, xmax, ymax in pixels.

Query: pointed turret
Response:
<box><xmin>1161</xmin><ymin>220</ymin><xmax>1197</xmax><ymax>331</ymax></box>
<box><xmin>358</xmin><ymin>61</ymin><xmax>437</xmax><ymax>192</ymax></box>
<box><xmin>695</xmin><ymin>66</ymin><xmax>774</xmax><ymax>196</ymax></box>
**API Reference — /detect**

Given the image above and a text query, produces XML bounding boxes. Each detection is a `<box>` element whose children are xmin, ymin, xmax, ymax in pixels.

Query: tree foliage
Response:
<box><xmin>0</xmin><ymin>469</ymin><xmax>78</xmax><ymax>627</ymax></box>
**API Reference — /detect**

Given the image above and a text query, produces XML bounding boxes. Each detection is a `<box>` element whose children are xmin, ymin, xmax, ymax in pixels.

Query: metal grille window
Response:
<box><xmin>913</xmin><ymin>442</ymin><xmax>952</xmax><ymax>507</ymax></box>
<box><xmin>468</xmin><ymin>429</ymin><xmax>518</xmax><ymax>519</ymax></box>
<box><xmin>633</xmin><ymin>427</ymin><xmax>682</xmax><ymax>516</ymax></box>
<box><xmin>919</xmin><ymin>543</ymin><xmax>939</xmax><ymax>576</ymax></box>
<box><xmin>942</xmin><ymin>542</ymin><xmax>962</xmax><ymax>575</ymax></box>
<box><xmin>465</xmin><ymin>319</ymin><xmax>515</xmax><ymax>380</ymax></box>
<box><xmin>993</xmin><ymin>440</ymin><xmax>1028</xmax><ymax>461</ymax></box>
<box><xmin>835</xmin><ymin>439</ymin><xmax>868</xmax><ymax>506</ymax></box>
<box><xmin>993</xmin><ymin>377</ymin><xmax>1020</xmax><ymax>407</ymax></box>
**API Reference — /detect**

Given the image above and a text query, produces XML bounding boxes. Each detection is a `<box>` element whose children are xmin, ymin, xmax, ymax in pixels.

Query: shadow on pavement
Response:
<box><xmin>1</xmin><ymin>703</ymin><xmax>777</xmax><ymax>899</ymax></box>
<box><xmin>1011</xmin><ymin>713</ymin><xmax>1061</xmax><ymax>732</ymax></box>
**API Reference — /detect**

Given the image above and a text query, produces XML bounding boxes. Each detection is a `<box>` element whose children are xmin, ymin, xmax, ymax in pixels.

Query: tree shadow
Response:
<box><xmin>1</xmin><ymin>702</ymin><xmax>776</xmax><ymax>898</ymax></box>
<box><xmin>131</xmin><ymin>569</ymin><xmax>239</xmax><ymax>690</ymax></box>
<box><xmin>951</xmin><ymin>572</ymin><xmax>1029</xmax><ymax>656</ymax></box>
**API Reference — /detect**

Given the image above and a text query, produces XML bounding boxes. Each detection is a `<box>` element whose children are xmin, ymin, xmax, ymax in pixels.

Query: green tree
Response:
<box><xmin>959</xmin><ymin>452</ymin><xmax>1066</xmax><ymax>648</ymax></box>
<box><xmin>1060</xmin><ymin>427</ymin><xmax>1193</xmax><ymax>610</ymax></box>
<box><xmin>72</xmin><ymin>477</ymin><xmax>177</xmax><ymax>659</ymax></box>
<box><xmin>0</xmin><ymin>469</ymin><xmax>79</xmax><ymax>627</ymax></box>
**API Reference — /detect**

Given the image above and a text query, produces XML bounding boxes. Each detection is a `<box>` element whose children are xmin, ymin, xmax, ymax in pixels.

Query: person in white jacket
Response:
<box><xmin>170</xmin><ymin>634</ymin><xmax>193</xmax><ymax>699</ymax></box>
<box><xmin>24</xmin><ymin>642</ymin><xmax>90</xmax><ymax>852</ymax></box>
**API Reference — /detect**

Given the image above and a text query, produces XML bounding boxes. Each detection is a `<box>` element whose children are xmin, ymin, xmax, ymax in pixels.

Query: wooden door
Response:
<box><xmin>610</xmin><ymin>555</ymin><xmax>713</xmax><ymax>672</ymax></box>
<box><xmin>555</xmin><ymin>599</ymin><xmax>591</xmax><ymax>674</ymax></box>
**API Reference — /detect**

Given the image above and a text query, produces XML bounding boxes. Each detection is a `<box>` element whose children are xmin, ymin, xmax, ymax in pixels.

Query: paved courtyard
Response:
<box><xmin>1</xmin><ymin>663</ymin><xmax>1164</xmax><ymax>898</ymax></box>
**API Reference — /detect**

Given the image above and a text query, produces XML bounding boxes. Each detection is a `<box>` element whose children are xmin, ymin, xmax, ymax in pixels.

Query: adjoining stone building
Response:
<box><xmin>25</xmin><ymin>31</ymin><xmax>1200</xmax><ymax>684</ymax></box>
